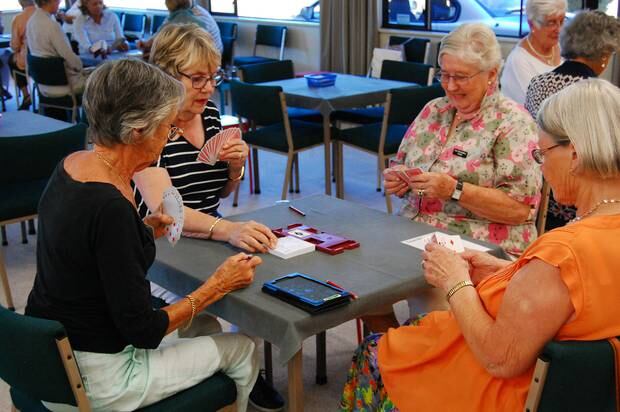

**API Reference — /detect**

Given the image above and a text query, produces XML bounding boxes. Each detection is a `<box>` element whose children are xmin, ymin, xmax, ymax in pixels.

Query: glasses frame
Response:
<box><xmin>167</xmin><ymin>125</ymin><xmax>183</xmax><ymax>141</ymax></box>
<box><xmin>531</xmin><ymin>141</ymin><xmax>570</xmax><ymax>164</ymax></box>
<box><xmin>177</xmin><ymin>68</ymin><xmax>225</xmax><ymax>89</ymax></box>
<box><xmin>435</xmin><ymin>70</ymin><xmax>484</xmax><ymax>86</ymax></box>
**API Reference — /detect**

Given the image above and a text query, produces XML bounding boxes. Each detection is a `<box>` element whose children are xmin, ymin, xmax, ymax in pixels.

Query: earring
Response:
<box><xmin>602</xmin><ymin>62</ymin><xmax>606</xmax><ymax>69</ymax></box>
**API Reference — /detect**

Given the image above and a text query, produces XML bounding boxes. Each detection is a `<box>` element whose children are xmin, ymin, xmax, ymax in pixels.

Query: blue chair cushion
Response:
<box><xmin>330</xmin><ymin>107</ymin><xmax>384</xmax><ymax>125</ymax></box>
<box><xmin>243</xmin><ymin>120</ymin><xmax>325</xmax><ymax>152</ymax></box>
<box><xmin>0</xmin><ymin>180</ymin><xmax>48</xmax><ymax>222</ymax></box>
<box><xmin>287</xmin><ymin>107</ymin><xmax>323</xmax><ymax>123</ymax></box>
<box><xmin>234</xmin><ymin>56</ymin><xmax>278</xmax><ymax>67</ymax></box>
<box><xmin>336</xmin><ymin>123</ymin><xmax>409</xmax><ymax>154</ymax></box>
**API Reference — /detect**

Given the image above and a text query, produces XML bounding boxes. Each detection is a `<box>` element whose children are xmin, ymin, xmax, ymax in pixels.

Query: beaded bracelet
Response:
<box><xmin>180</xmin><ymin>294</ymin><xmax>196</xmax><ymax>331</ymax></box>
<box><xmin>446</xmin><ymin>280</ymin><xmax>475</xmax><ymax>302</ymax></box>
<box><xmin>207</xmin><ymin>217</ymin><xmax>223</xmax><ymax>240</ymax></box>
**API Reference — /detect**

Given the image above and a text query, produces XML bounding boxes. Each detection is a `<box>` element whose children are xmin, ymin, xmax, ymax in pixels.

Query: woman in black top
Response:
<box><xmin>524</xmin><ymin>10</ymin><xmax>620</xmax><ymax>231</ymax></box>
<box><xmin>26</xmin><ymin>59</ymin><xmax>261</xmax><ymax>411</ymax></box>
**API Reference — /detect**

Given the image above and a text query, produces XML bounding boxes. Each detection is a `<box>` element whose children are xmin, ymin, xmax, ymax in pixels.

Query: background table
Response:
<box><xmin>150</xmin><ymin>194</ymin><xmax>503</xmax><ymax>411</ymax></box>
<box><xmin>0</xmin><ymin>111</ymin><xmax>72</xmax><ymax>138</ymax></box>
<box><xmin>259</xmin><ymin>75</ymin><xmax>414</xmax><ymax>197</ymax></box>
<box><xmin>80</xmin><ymin>49</ymin><xmax>143</xmax><ymax>67</ymax></box>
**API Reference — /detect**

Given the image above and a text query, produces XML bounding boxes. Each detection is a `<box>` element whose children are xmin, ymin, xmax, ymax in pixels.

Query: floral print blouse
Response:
<box><xmin>393</xmin><ymin>86</ymin><xmax>542</xmax><ymax>255</ymax></box>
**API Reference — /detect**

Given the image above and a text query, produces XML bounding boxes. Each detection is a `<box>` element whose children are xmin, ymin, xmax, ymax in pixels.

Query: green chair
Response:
<box><xmin>525</xmin><ymin>338</ymin><xmax>619</xmax><ymax>412</ymax></box>
<box><xmin>334</xmin><ymin>84</ymin><xmax>445</xmax><ymax>212</ymax></box>
<box><xmin>0</xmin><ymin>124</ymin><xmax>87</xmax><ymax>311</ymax></box>
<box><xmin>26</xmin><ymin>53</ymin><xmax>82</xmax><ymax>123</ymax></box>
<box><xmin>230</xmin><ymin>79</ymin><xmax>325</xmax><ymax>199</ymax></box>
<box><xmin>0</xmin><ymin>305</ymin><xmax>237</xmax><ymax>412</ymax></box>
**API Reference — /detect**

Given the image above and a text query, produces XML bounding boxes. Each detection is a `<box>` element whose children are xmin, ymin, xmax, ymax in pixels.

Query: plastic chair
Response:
<box><xmin>524</xmin><ymin>338</ymin><xmax>619</xmax><ymax>412</ymax></box>
<box><xmin>122</xmin><ymin>13</ymin><xmax>146</xmax><ymax>42</ymax></box>
<box><xmin>0</xmin><ymin>123</ymin><xmax>87</xmax><ymax>311</ymax></box>
<box><xmin>230</xmin><ymin>79</ymin><xmax>325</xmax><ymax>200</ymax></box>
<box><xmin>26</xmin><ymin>53</ymin><xmax>82</xmax><ymax>123</ymax></box>
<box><xmin>0</xmin><ymin>305</ymin><xmax>237</xmax><ymax>412</ymax></box>
<box><xmin>334</xmin><ymin>84</ymin><xmax>446</xmax><ymax>211</ymax></box>
<box><xmin>402</xmin><ymin>37</ymin><xmax>431</xmax><ymax>64</ymax></box>
<box><xmin>233</xmin><ymin>25</ymin><xmax>287</xmax><ymax>68</ymax></box>
<box><xmin>150</xmin><ymin>14</ymin><xmax>167</xmax><ymax>35</ymax></box>
<box><xmin>216</xmin><ymin>21</ymin><xmax>238</xmax><ymax>40</ymax></box>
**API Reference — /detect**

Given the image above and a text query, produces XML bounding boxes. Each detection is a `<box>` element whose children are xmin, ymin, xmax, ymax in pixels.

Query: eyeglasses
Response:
<box><xmin>178</xmin><ymin>69</ymin><xmax>225</xmax><ymax>89</ymax></box>
<box><xmin>435</xmin><ymin>70</ymin><xmax>483</xmax><ymax>85</ymax></box>
<box><xmin>531</xmin><ymin>141</ymin><xmax>569</xmax><ymax>164</ymax></box>
<box><xmin>167</xmin><ymin>125</ymin><xmax>183</xmax><ymax>141</ymax></box>
<box><xmin>541</xmin><ymin>16</ymin><xmax>565</xmax><ymax>29</ymax></box>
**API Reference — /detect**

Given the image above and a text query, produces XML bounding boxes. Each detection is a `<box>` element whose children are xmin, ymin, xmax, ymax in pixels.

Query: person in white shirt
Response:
<box><xmin>499</xmin><ymin>0</ymin><xmax>566</xmax><ymax>105</ymax></box>
<box><xmin>26</xmin><ymin>0</ymin><xmax>87</xmax><ymax>97</ymax></box>
<box><xmin>73</xmin><ymin>0</ymin><xmax>128</xmax><ymax>55</ymax></box>
<box><xmin>58</xmin><ymin>0</ymin><xmax>82</xmax><ymax>36</ymax></box>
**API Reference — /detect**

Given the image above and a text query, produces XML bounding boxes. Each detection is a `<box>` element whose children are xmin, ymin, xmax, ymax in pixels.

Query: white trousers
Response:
<box><xmin>45</xmin><ymin>334</ymin><xmax>258</xmax><ymax>412</ymax></box>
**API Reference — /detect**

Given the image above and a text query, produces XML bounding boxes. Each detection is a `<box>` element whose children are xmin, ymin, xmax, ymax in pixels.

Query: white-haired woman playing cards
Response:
<box><xmin>25</xmin><ymin>59</ymin><xmax>261</xmax><ymax>411</ymax></box>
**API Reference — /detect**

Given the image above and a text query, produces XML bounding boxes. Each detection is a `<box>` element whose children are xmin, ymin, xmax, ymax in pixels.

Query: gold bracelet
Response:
<box><xmin>207</xmin><ymin>217</ymin><xmax>223</xmax><ymax>239</ymax></box>
<box><xmin>228</xmin><ymin>165</ymin><xmax>245</xmax><ymax>182</ymax></box>
<box><xmin>446</xmin><ymin>280</ymin><xmax>475</xmax><ymax>302</ymax></box>
<box><xmin>180</xmin><ymin>294</ymin><xmax>196</xmax><ymax>331</ymax></box>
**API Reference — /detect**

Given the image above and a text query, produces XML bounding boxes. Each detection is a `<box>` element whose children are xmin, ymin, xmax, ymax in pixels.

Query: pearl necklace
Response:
<box><xmin>570</xmin><ymin>199</ymin><xmax>620</xmax><ymax>223</ymax></box>
<box><xmin>525</xmin><ymin>35</ymin><xmax>554</xmax><ymax>65</ymax></box>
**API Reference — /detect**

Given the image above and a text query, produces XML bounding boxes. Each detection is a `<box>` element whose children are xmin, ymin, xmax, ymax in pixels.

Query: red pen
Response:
<box><xmin>326</xmin><ymin>280</ymin><xmax>358</xmax><ymax>299</ymax></box>
<box><xmin>288</xmin><ymin>205</ymin><xmax>306</xmax><ymax>216</ymax></box>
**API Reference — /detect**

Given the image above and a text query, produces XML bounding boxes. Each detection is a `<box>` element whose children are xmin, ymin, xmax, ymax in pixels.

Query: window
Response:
<box><xmin>210</xmin><ymin>0</ymin><xmax>319</xmax><ymax>21</ymax></box>
<box><xmin>104</xmin><ymin>0</ymin><xmax>166</xmax><ymax>9</ymax></box>
<box><xmin>1</xmin><ymin>1</ymin><xmax>21</xmax><ymax>12</ymax></box>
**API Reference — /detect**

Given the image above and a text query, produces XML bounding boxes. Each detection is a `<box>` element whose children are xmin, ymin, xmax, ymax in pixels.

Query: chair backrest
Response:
<box><xmin>0</xmin><ymin>123</ymin><xmax>88</xmax><ymax>186</ymax></box>
<box><xmin>387</xmin><ymin>84</ymin><xmax>445</xmax><ymax>126</ymax></box>
<box><xmin>221</xmin><ymin>36</ymin><xmax>236</xmax><ymax>70</ymax></box>
<box><xmin>239</xmin><ymin>60</ymin><xmax>294</xmax><ymax>84</ymax></box>
<box><xmin>525</xmin><ymin>339</ymin><xmax>618</xmax><ymax>412</ymax></box>
<box><xmin>123</xmin><ymin>13</ymin><xmax>146</xmax><ymax>38</ymax></box>
<box><xmin>230</xmin><ymin>79</ymin><xmax>284</xmax><ymax>126</ymax></box>
<box><xmin>254</xmin><ymin>24</ymin><xmax>287</xmax><ymax>60</ymax></box>
<box><xmin>402</xmin><ymin>37</ymin><xmax>431</xmax><ymax>64</ymax></box>
<box><xmin>388</xmin><ymin>35</ymin><xmax>411</xmax><ymax>46</ymax></box>
<box><xmin>217</xmin><ymin>21</ymin><xmax>238</xmax><ymax>39</ymax></box>
<box><xmin>380</xmin><ymin>60</ymin><xmax>435</xmax><ymax>86</ymax></box>
<box><xmin>27</xmin><ymin>53</ymin><xmax>69</xmax><ymax>87</ymax></box>
<box><xmin>0</xmin><ymin>305</ymin><xmax>83</xmax><ymax>407</ymax></box>
<box><xmin>150</xmin><ymin>14</ymin><xmax>167</xmax><ymax>35</ymax></box>
<box><xmin>368</xmin><ymin>47</ymin><xmax>403</xmax><ymax>78</ymax></box>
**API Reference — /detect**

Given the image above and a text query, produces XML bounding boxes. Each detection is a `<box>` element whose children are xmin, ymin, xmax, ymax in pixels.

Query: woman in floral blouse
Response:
<box><xmin>385</xmin><ymin>23</ymin><xmax>542</xmax><ymax>257</ymax></box>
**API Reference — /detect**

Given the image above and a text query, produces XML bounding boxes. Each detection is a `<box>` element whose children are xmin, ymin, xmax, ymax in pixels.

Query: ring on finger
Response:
<box><xmin>417</xmin><ymin>189</ymin><xmax>425</xmax><ymax>197</ymax></box>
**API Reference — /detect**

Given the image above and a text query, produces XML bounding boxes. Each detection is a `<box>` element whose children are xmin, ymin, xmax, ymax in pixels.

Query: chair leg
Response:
<box><xmin>0</xmin><ymin>247</ymin><xmax>15</xmax><ymax>311</ymax></box>
<box><xmin>20</xmin><ymin>222</ymin><xmax>28</xmax><ymax>244</ymax></box>
<box><xmin>28</xmin><ymin>219</ymin><xmax>36</xmax><ymax>235</ymax></box>
<box><xmin>294</xmin><ymin>153</ymin><xmax>300</xmax><ymax>193</ymax></box>
<box><xmin>288</xmin><ymin>162</ymin><xmax>294</xmax><ymax>194</ymax></box>
<box><xmin>376</xmin><ymin>157</ymin><xmax>383</xmax><ymax>192</ymax></box>
<box><xmin>385</xmin><ymin>191</ymin><xmax>394</xmax><ymax>215</ymax></box>
<box><xmin>252</xmin><ymin>148</ymin><xmax>261</xmax><ymax>194</ymax></box>
<box><xmin>315</xmin><ymin>331</ymin><xmax>327</xmax><ymax>385</ymax></box>
<box><xmin>264</xmin><ymin>341</ymin><xmax>273</xmax><ymax>386</ymax></box>
<box><xmin>1</xmin><ymin>225</ymin><xmax>7</xmax><ymax>246</ymax></box>
<box><xmin>232</xmin><ymin>184</ymin><xmax>240</xmax><ymax>207</ymax></box>
<box><xmin>281</xmin><ymin>155</ymin><xmax>293</xmax><ymax>200</ymax></box>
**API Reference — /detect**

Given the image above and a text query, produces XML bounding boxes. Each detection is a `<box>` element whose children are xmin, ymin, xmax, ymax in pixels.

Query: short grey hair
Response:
<box><xmin>83</xmin><ymin>59</ymin><xmax>185</xmax><ymax>147</ymax></box>
<box><xmin>560</xmin><ymin>10</ymin><xmax>620</xmax><ymax>60</ymax></box>
<box><xmin>18</xmin><ymin>0</ymin><xmax>34</xmax><ymax>7</ymax></box>
<box><xmin>526</xmin><ymin>0</ymin><xmax>567</xmax><ymax>28</ymax></box>
<box><xmin>537</xmin><ymin>78</ymin><xmax>620</xmax><ymax>178</ymax></box>
<box><xmin>439</xmin><ymin>23</ymin><xmax>503</xmax><ymax>72</ymax></box>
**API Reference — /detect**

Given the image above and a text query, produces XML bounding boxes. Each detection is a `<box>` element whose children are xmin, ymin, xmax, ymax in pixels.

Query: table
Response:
<box><xmin>259</xmin><ymin>75</ymin><xmax>414</xmax><ymax>197</ymax></box>
<box><xmin>80</xmin><ymin>49</ymin><xmax>143</xmax><ymax>67</ymax></box>
<box><xmin>0</xmin><ymin>111</ymin><xmax>72</xmax><ymax>138</ymax></box>
<box><xmin>150</xmin><ymin>194</ymin><xmax>504</xmax><ymax>411</ymax></box>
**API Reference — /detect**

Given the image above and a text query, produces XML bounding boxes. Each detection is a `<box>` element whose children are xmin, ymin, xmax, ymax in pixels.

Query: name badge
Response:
<box><xmin>453</xmin><ymin>148</ymin><xmax>468</xmax><ymax>158</ymax></box>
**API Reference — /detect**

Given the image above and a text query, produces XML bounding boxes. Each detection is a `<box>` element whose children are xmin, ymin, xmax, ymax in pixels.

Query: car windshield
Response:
<box><xmin>476</xmin><ymin>0</ymin><xmax>523</xmax><ymax>17</ymax></box>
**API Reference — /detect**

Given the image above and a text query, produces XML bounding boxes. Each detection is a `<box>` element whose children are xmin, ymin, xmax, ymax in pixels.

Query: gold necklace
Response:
<box><xmin>94</xmin><ymin>150</ymin><xmax>129</xmax><ymax>185</ymax></box>
<box><xmin>525</xmin><ymin>35</ymin><xmax>554</xmax><ymax>64</ymax></box>
<box><xmin>570</xmin><ymin>199</ymin><xmax>620</xmax><ymax>223</ymax></box>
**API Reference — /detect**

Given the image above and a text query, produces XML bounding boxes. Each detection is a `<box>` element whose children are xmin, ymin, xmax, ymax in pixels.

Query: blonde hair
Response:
<box><xmin>149</xmin><ymin>23</ymin><xmax>221</xmax><ymax>77</ymax></box>
<box><xmin>526</xmin><ymin>0</ymin><xmax>567</xmax><ymax>28</ymax></box>
<box><xmin>537</xmin><ymin>78</ymin><xmax>620</xmax><ymax>178</ymax></box>
<box><xmin>438</xmin><ymin>23</ymin><xmax>503</xmax><ymax>72</ymax></box>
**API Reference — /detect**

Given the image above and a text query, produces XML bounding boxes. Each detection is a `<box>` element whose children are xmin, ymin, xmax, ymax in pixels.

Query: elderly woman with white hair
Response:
<box><xmin>500</xmin><ymin>0</ymin><xmax>567</xmax><ymax>104</ymax></box>
<box><xmin>25</xmin><ymin>59</ymin><xmax>260</xmax><ymax>411</ymax></box>
<box><xmin>384</xmin><ymin>23</ymin><xmax>542</xmax><ymax>258</ymax></box>
<box><xmin>341</xmin><ymin>78</ymin><xmax>620</xmax><ymax>412</ymax></box>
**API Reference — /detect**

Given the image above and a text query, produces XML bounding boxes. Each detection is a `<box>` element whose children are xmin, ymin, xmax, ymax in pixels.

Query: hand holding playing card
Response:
<box><xmin>383</xmin><ymin>165</ymin><xmax>423</xmax><ymax>197</ymax></box>
<box><xmin>197</xmin><ymin>127</ymin><xmax>242</xmax><ymax>166</ymax></box>
<box><xmin>218</xmin><ymin>138</ymin><xmax>248</xmax><ymax>170</ymax></box>
<box><xmin>143</xmin><ymin>212</ymin><xmax>174</xmax><ymax>239</ymax></box>
<box><xmin>161</xmin><ymin>186</ymin><xmax>185</xmax><ymax>246</ymax></box>
<box><xmin>422</xmin><ymin>242</ymin><xmax>471</xmax><ymax>293</ymax></box>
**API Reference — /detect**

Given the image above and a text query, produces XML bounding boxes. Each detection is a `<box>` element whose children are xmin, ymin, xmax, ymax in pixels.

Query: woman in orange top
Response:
<box><xmin>340</xmin><ymin>78</ymin><xmax>620</xmax><ymax>411</ymax></box>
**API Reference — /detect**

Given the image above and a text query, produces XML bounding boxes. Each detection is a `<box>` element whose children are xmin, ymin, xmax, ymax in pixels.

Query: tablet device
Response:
<box><xmin>262</xmin><ymin>273</ymin><xmax>352</xmax><ymax>314</ymax></box>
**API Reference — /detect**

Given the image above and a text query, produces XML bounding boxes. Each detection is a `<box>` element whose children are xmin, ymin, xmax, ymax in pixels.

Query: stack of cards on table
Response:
<box><xmin>161</xmin><ymin>186</ymin><xmax>184</xmax><ymax>246</ymax></box>
<box><xmin>269</xmin><ymin>236</ymin><xmax>315</xmax><ymax>259</ymax></box>
<box><xmin>386</xmin><ymin>164</ymin><xmax>423</xmax><ymax>187</ymax></box>
<box><xmin>196</xmin><ymin>127</ymin><xmax>242</xmax><ymax>166</ymax></box>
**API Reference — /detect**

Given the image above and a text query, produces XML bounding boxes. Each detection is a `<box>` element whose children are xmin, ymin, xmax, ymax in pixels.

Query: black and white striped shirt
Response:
<box><xmin>136</xmin><ymin>101</ymin><xmax>228</xmax><ymax>218</ymax></box>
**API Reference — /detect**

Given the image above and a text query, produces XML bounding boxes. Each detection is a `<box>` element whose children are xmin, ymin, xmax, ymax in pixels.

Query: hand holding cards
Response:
<box><xmin>161</xmin><ymin>186</ymin><xmax>184</xmax><ymax>246</ymax></box>
<box><xmin>402</xmin><ymin>232</ymin><xmax>490</xmax><ymax>253</ymax></box>
<box><xmin>197</xmin><ymin>127</ymin><xmax>242</xmax><ymax>166</ymax></box>
<box><xmin>385</xmin><ymin>164</ymin><xmax>423</xmax><ymax>188</ymax></box>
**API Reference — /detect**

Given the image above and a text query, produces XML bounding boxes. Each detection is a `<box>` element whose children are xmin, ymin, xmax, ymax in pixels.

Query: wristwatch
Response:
<box><xmin>451</xmin><ymin>179</ymin><xmax>464</xmax><ymax>201</ymax></box>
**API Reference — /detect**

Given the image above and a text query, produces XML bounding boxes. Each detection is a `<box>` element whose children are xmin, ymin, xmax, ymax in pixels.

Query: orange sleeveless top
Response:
<box><xmin>378</xmin><ymin>215</ymin><xmax>620</xmax><ymax>411</ymax></box>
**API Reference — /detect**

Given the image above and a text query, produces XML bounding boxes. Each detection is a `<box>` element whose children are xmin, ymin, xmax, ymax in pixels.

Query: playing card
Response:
<box><xmin>161</xmin><ymin>186</ymin><xmax>184</xmax><ymax>246</ymax></box>
<box><xmin>197</xmin><ymin>127</ymin><xmax>242</xmax><ymax>166</ymax></box>
<box><xmin>402</xmin><ymin>232</ymin><xmax>490</xmax><ymax>252</ymax></box>
<box><xmin>385</xmin><ymin>165</ymin><xmax>423</xmax><ymax>186</ymax></box>
<box><xmin>431</xmin><ymin>232</ymin><xmax>465</xmax><ymax>253</ymax></box>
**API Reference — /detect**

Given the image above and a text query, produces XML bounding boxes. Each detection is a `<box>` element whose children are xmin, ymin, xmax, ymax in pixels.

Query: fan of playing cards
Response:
<box><xmin>196</xmin><ymin>127</ymin><xmax>242</xmax><ymax>166</ymax></box>
<box><xmin>385</xmin><ymin>164</ymin><xmax>424</xmax><ymax>188</ymax></box>
<box><xmin>162</xmin><ymin>186</ymin><xmax>184</xmax><ymax>246</ymax></box>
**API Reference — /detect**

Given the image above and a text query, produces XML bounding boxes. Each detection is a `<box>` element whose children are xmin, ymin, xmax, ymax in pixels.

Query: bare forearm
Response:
<box><xmin>459</xmin><ymin>183</ymin><xmax>530</xmax><ymax>225</ymax></box>
<box><xmin>163</xmin><ymin>277</ymin><xmax>225</xmax><ymax>334</ymax></box>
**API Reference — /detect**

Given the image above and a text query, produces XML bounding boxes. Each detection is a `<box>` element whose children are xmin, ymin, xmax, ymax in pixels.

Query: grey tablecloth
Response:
<box><xmin>151</xmin><ymin>195</ymin><xmax>504</xmax><ymax>364</ymax></box>
<box><xmin>0</xmin><ymin>111</ymin><xmax>72</xmax><ymax>138</ymax></box>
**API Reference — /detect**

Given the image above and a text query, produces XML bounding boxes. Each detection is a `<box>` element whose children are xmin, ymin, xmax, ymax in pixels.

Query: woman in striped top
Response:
<box><xmin>134</xmin><ymin>23</ymin><xmax>277</xmax><ymax>253</ymax></box>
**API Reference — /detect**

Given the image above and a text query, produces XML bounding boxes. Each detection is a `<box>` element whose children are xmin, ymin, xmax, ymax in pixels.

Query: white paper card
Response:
<box><xmin>269</xmin><ymin>236</ymin><xmax>316</xmax><ymax>260</ymax></box>
<box><xmin>401</xmin><ymin>232</ymin><xmax>491</xmax><ymax>253</ymax></box>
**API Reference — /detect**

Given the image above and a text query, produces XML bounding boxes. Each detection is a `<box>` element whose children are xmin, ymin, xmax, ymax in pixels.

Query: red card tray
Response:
<box><xmin>272</xmin><ymin>224</ymin><xmax>360</xmax><ymax>255</ymax></box>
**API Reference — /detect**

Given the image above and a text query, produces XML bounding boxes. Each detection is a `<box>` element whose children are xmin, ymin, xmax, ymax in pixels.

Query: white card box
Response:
<box><xmin>269</xmin><ymin>236</ymin><xmax>316</xmax><ymax>260</ymax></box>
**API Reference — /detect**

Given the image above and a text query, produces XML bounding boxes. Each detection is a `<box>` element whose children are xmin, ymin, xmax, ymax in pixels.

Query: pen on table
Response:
<box><xmin>288</xmin><ymin>205</ymin><xmax>306</xmax><ymax>216</ymax></box>
<box><xmin>326</xmin><ymin>280</ymin><xmax>358</xmax><ymax>299</ymax></box>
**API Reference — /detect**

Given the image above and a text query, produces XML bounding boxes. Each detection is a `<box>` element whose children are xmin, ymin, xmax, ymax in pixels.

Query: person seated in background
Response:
<box><xmin>525</xmin><ymin>10</ymin><xmax>620</xmax><ymax>231</ymax></box>
<box><xmin>27</xmin><ymin>0</ymin><xmax>87</xmax><ymax>97</ymax></box>
<box><xmin>137</xmin><ymin>0</ymin><xmax>222</xmax><ymax>57</ymax></box>
<box><xmin>73</xmin><ymin>0</ymin><xmax>128</xmax><ymax>56</ymax></box>
<box><xmin>8</xmin><ymin>0</ymin><xmax>36</xmax><ymax>110</ymax></box>
<box><xmin>341</xmin><ymin>78</ymin><xmax>620</xmax><ymax>412</ymax></box>
<box><xmin>26</xmin><ymin>58</ymin><xmax>261</xmax><ymax>412</ymax></box>
<box><xmin>500</xmin><ymin>0</ymin><xmax>566</xmax><ymax>104</ymax></box>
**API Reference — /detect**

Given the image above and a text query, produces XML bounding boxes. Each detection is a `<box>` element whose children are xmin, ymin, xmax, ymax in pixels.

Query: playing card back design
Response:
<box><xmin>196</xmin><ymin>127</ymin><xmax>242</xmax><ymax>166</ymax></box>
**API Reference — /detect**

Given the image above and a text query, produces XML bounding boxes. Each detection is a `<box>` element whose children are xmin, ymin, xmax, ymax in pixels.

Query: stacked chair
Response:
<box><xmin>233</xmin><ymin>24</ymin><xmax>287</xmax><ymax>68</ymax></box>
